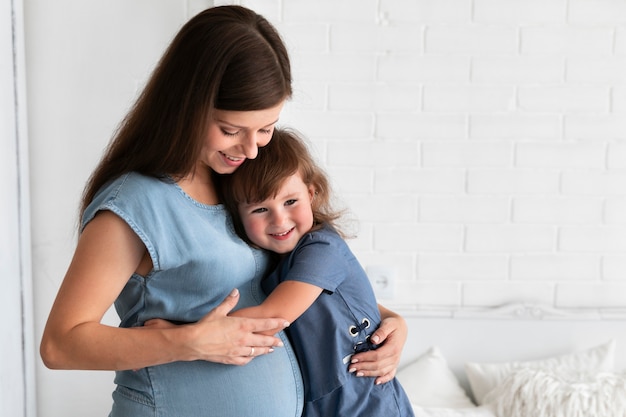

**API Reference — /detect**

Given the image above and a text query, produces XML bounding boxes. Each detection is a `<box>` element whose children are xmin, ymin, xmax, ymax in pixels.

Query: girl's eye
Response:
<box><xmin>285</xmin><ymin>199</ymin><xmax>297</xmax><ymax>206</ymax></box>
<box><xmin>251</xmin><ymin>207</ymin><xmax>267</xmax><ymax>214</ymax></box>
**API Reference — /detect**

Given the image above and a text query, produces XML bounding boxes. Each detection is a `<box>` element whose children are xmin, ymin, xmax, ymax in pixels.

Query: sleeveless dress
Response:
<box><xmin>262</xmin><ymin>225</ymin><xmax>414</xmax><ymax>417</ymax></box>
<box><xmin>83</xmin><ymin>172</ymin><xmax>304</xmax><ymax>417</ymax></box>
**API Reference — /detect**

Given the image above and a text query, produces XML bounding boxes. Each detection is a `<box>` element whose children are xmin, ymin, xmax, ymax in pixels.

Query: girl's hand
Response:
<box><xmin>348</xmin><ymin>305</ymin><xmax>407</xmax><ymax>385</ymax></box>
<box><xmin>144</xmin><ymin>289</ymin><xmax>289</xmax><ymax>366</ymax></box>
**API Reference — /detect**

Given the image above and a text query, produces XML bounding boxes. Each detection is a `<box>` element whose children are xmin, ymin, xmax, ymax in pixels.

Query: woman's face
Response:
<box><xmin>202</xmin><ymin>101</ymin><xmax>285</xmax><ymax>174</ymax></box>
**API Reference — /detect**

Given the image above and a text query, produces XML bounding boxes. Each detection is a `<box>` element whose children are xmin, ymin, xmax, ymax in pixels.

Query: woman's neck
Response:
<box><xmin>177</xmin><ymin>166</ymin><xmax>219</xmax><ymax>205</ymax></box>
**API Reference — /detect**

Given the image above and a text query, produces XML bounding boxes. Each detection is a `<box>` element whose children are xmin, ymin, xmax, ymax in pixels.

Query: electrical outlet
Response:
<box><xmin>366</xmin><ymin>265</ymin><xmax>396</xmax><ymax>299</ymax></box>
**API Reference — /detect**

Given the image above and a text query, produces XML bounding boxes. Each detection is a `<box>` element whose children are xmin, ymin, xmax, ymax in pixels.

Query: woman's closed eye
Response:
<box><xmin>221</xmin><ymin>128</ymin><xmax>239</xmax><ymax>137</ymax></box>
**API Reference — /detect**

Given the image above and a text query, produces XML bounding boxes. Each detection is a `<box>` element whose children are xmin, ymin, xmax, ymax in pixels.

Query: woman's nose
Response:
<box><xmin>242</xmin><ymin>133</ymin><xmax>262</xmax><ymax>159</ymax></box>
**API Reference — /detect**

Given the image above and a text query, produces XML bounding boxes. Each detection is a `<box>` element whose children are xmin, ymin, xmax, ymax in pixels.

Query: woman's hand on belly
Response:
<box><xmin>143</xmin><ymin>288</ymin><xmax>290</xmax><ymax>365</ymax></box>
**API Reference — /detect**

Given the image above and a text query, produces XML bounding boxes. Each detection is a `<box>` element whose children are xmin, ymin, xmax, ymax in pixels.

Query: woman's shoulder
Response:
<box><xmin>83</xmin><ymin>172</ymin><xmax>175</xmax><ymax>228</ymax></box>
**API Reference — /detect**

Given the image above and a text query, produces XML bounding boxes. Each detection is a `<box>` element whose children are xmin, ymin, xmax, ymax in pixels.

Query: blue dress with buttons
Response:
<box><xmin>262</xmin><ymin>224</ymin><xmax>415</xmax><ymax>417</ymax></box>
<box><xmin>83</xmin><ymin>173</ymin><xmax>304</xmax><ymax>417</ymax></box>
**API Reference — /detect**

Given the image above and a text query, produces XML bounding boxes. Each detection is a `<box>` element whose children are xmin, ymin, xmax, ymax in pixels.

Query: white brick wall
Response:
<box><xmin>241</xmin><ymin>0</ymin><xmax>626</xmax><ymax>311</ymax></box>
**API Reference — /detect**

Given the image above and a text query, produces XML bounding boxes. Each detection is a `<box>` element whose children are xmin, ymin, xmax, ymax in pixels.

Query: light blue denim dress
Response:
<box><xmin>83</xmin><ymin>172</ymin><xmax>304</xmax><ymax>417</ymax></box>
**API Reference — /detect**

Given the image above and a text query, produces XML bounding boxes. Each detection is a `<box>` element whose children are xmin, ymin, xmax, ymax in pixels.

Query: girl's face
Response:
<box><xmin>201</xmin><ymin>101</ymin><xmax>284</xmax><ymax>174</ymax></box>
<box><xmin>239</xmin><ymin>172</ymin><xmax>315</xmax><ymax>254</ymax></box>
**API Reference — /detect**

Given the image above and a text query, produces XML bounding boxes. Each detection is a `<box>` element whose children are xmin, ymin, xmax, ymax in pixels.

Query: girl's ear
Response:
<box><xmin>308</xmin><ymin>185</ymin><xmax>316</xmax><ymax>202</ymax></box>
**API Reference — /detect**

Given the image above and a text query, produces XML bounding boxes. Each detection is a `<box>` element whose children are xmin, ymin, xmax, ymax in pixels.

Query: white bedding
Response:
<box><xmin>396</xmin><ymin>303</ymin><xmax>626</xmax><ymax>417</ymax></box>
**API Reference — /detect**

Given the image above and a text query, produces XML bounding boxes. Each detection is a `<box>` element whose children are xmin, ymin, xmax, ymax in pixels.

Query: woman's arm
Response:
<box><xmin>230</xmin><ymin>280</ymin><xmax>323</xmax><ymax>335</ymax></box>
<box><xmin>40</xmin><ymin>211</ymin><xmax>288</xmax><ymax>370</ymax></box>
<box><xmin>348</xmin><ymin>303</ymin><xmax>408</xmax><ymax>385</ymax></box>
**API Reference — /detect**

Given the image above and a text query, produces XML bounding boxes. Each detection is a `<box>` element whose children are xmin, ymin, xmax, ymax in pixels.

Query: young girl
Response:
<box><xmin>222</xmin><ymin>128</ymin><xmax>415</xmax><ymax>417</ymax></box>
<box><xmin>40</xmin><ymin>6</ymin><xmax>408</xmax><ymax>416</ymax></box>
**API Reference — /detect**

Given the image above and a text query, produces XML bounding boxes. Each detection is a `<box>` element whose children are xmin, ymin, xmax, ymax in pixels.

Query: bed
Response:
<box><xmin>395</xmin><ymin>302</ymin><xmax>626</xmax><ymax>417</ymax></box>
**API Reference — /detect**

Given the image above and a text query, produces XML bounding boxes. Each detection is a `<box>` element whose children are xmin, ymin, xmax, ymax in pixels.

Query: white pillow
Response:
<box><xmin>465</xmin><ymin>340</ymin><xmax>616</xmax><ymax>405</ymax></box>
<box><xmin>413</xmin><ymin>405</ymin><xmax>497</xmax><ymax>417</ymax></box>
<box><xmin>483</xmin><ymin>368</ymin><xmax>626</xmax><ymax>417</ymax></box>
<box><xmin>397</xmin><ymin>346</ymin><xmax>475</xmax><ymax>409</ymax></box>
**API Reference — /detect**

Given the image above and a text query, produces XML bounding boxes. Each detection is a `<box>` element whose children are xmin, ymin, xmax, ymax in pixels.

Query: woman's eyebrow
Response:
<box><xmin>216</xmin><ymin>118</ymin><xmax>280</xmax><ymax>129</ymax></box>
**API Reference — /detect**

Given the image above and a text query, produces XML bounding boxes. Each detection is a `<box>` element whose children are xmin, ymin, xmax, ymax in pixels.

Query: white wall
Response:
<box><xmin>1</xmin><ymin>0</ymin><xmax>35</xmax><ymax>415</ymax></box>
<box><xmin>26</xmin><ymin>0</ymin><xmax>626</xmax><ymax>416</ymax></box>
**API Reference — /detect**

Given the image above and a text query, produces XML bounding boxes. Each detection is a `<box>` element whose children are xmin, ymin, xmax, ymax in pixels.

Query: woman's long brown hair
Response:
<box><xmin>79</xmin><ymin>5</ymin><xmax>292</xmax><ymax>221</ymax></box>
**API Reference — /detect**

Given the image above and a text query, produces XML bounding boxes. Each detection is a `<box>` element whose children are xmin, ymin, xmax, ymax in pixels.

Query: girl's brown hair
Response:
<box><xmin>221</xmin><ymin>128</ymin><xmax>345</xmax><ymax>244</ymax></box>
<box><xmin>80</xmin><ymin>5</ymin><xmax>292</xmax><ymax>218</ymax></box>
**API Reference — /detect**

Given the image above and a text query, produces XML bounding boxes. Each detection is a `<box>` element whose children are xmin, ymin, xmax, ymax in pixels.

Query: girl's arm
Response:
<box><xmin>40</xmin><ymin>211</ymin><xmax>288</xmax><ymax>370</ymax></box>
<box><xmin>230</xmin><ymin>280</ymin><xmax>323</xmax><ymax>335</ymax></box>
<box><xmin>348</xmin><ymin>303</ymin><xmax>408</xmax><ymax>385</ymax></box>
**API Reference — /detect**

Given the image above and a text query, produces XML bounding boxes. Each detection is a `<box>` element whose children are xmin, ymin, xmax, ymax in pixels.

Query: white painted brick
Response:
<box><xmin>568</xmin><ymin>0</ymin><xmax>626</xmax><ymax>24</ymax></box>
<box><xmin>463</xmin><ymin>282</ymin><xmax>555</xmax><ymax>307</ymax></box>
<box><xmin>375</xmin><ymin>223</ymin><xmax>464</xmax><ymax>252</ymax></box>
<box><xmin>331</xmin><ymin>23</ymin><xmax>423</xmax><ymax>53</ymax></box>
<box><xmin>605</xmin><ymin>197</ymin><xmax>626</xmax><ymax>224</ymax></box>
<box><xmin>472</xmin><ymin>56</ymin><xmax>564</xmax><ymax>84</ymax></box>
<box><xmin>564</xmin><ymin>115</ymin><xmax>626</xmax><ymax>140</ymax></box>
<box><xmin>394</xmin><ymin>281</ymin><xmax>461</xmax><ymax>306</ymax></box>
<box><xmin>559</xmin><ymin>225</ymin><xmax>626</xmax><ymax>252</ymax></box>
<box><xmin>422</xmin><ymin>141</ymin><xmax>512</xmax><ymax>168</ymax></box>
<box><xmin>614</xmin><ymin>87</ymin><xmax>626</xmax><ymax>115</ymax></box>
<box><xmin>616</xmin><ymin>28</ymin><xmax>626</xmax><ymax>55</ymax></box>
<box><xmin>328</xmin><ymin>167</ymin><xmax>373</xmax><ymax>194</ymax></box>
<box><xmin>562</xmin><ymin>171</ymin><xmax>626</xmax><ymax>195</ymax></box>
<box><xmin>377</xmin><ymin>113</ymin><xmax>467</xmax><ymax>141</ymax></box>
<box><xmin>516</xmin><ymin>142</ymin><xmax>606</xmax><ymax>169</ymax></box>
<box><xmin>474</xmin><ymin>0</ymin><xmax>566</xmax><ymax>24</ymax></box>
<box><xmin>293</xmin><ymin>53</ymin><xmax>377</xmax><ymax>83</ymax></box>
<box><xmin>356</xmin><ymin>252</ymin><xmax>416</xmax><ymax>282</ymax></box>
<box><xmin>470</xmin><ymin>114</ymin><xmax>561</xmax><ymax>141</ymax></box>
<box><xmin>518</xmin><ymin>85</ymin><xmax>609</xmax><ymax>113</ymax></box>
<box><xmin>466</xmin><ymin>225</ymin><xmax>556</xmax><ymax>252</ymax></box>
<box><xmin>468</xmin><ymin>169</ymin><xmax>560</xmax><ymax>194</ymax></box>
<box><xmin>603</xmin><ymin>256</ymin><xmax>626</xmax><ymax>281</ymax></box>
<box><xmin>345</xmin><ymin>193</ymin><xmax>418</xmax><ymax>223</ymax></box>
<box><xmin>521</xmin><ymin>26</ymin><xmax>614</xmax><ymax>55</ymax></box>
<box><xmin>513</xmin><ymin>197</ymin><xmax>604</xmax><ymax>224</ymax></box>
<box><xmin>283</xmin><ymin>0</ymin><xmax>377</xmax><ymax>22</ymax></box>
<box><xmin>327</xmin><ymin>140</ymin><xmax>418</xmax><ymax>167</ymax></box>
<box><xmin>608</xmin><ymin>143</ymin><xmax>626</xmax><ymax>169</ymax></box>
<box><xmin>375</xmin><ymin>168</ymin><xmax>466</xmax><ymax>194</ymax></box>
<box><xmin>279</xmin><ymin>23</ymin><xmax>328</xmax><ymax>53</ymax></box>
<box><xmin>285</xmin><ymin>81</ymin><xmax>327</xmax><ymax>112</ymax></box>
<box><xmin>285</xmin><ymin>110</ymin><xmax>373</xmax><ymax>139</ymax></box>
<box><xmin>568</xmin><ymin>57</ymin><xmax>626</xmax><ymax>84</ymax></box>
<box><xmin>556</xmin><ymin>283</ymin><xmax>626</xmax><ymax>308</ymax></box>
<box><xmin>328</xmin><ymin>83</ymin><xmax>421</xmax><ymax>112</ymax></box>
<box><xmin>345</xmin><ymin>223</ymin><xmax>374</xmax><ymax>252</ymax></box>
<box><xmin>378</xmin><ymin>56</ymin><xmax>470</xmax><ymax>83</ymax></box>
<box><xmin>420</xmin><ymin>196</ymin><xmax>510</xmax><ymax>223</ymax></box>
<box><xmin>380</xmin><ymin>0</ymin><xmax>472</xmax><ymax>24</ymax></box>
<box><xmin>423</xmin><ymin>85</ymin><xmax>515</xmax><ymax>112</ymax></box>
<box><xmin>419</xmin><ymin>254</ymin><xmax>508</xmax><ymax>280</ymax></box>
<box><xmin>511</xmin><ymin>254</ymin><xmax>600</xmax><ymax>281</ymax></box>
<box><xmin>426</xmin><ymin>26</ymin><xmax>517</xmax><ymax>54</ymax></box>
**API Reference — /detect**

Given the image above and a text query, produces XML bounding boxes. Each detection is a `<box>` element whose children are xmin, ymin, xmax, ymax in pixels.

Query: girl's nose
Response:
<box><xmin>270</xmin><ymin>210</ymin><xmax>286</xmax><ymax>226</ymax></box>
